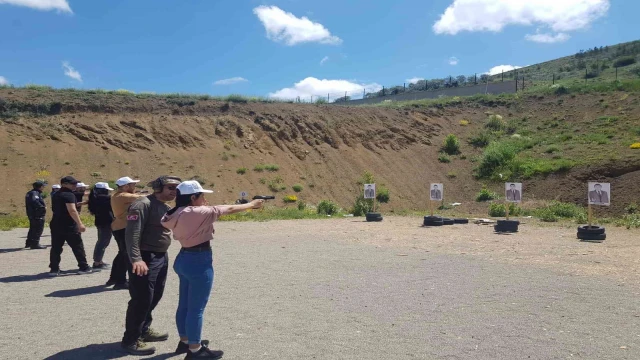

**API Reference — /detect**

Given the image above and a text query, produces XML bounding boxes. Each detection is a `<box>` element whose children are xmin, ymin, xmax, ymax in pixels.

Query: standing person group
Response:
<box><xmin>25</xmin><ymin>174</ymin><xmax>263</xmax><ymax>359</ymax></box>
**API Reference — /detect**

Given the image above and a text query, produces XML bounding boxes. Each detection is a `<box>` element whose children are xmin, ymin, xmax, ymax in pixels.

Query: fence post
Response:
<box><xmin>449</xmin><ymin>76</ymin><xmax>452</xmax><ymax>84</ymax></box>
<box><xmin>502</xmin><ymin>70</ymin><xmax>504</xmax><ymax>82</ymax></box>
<box><xmin>585</xmin><ymin>68</ymin><xmax>587</xmax><ymax>82</ymax></box>
<box><xmin>345</xmin><ymin>91</ymin><xmax>347</xmax><ymax>100</ymax></box>
<box><xmin>327</xmin><ymin>93</ymin><xmax>329</xmax><ymax>102</ymax></box>
<box><xmin>474</xmin><ymin>73</ymin><xmax>477</xmax><ymax>84</ymax></box>
<box><xmin>382</xmin><ymin>86</ymin><xmax>385</xmax><ymax>96</ymax></box>
<box><xmin>616</xmin><ymin>67</ymin><xmax>618</xmax><ymax>80</ymax></box>
<box><xmin>363</xmin><ymin>88</ymin><xmax>365</xmax><ymax>99</ymax></box>
<box><xmin>311</xmin><ymin>95</ymin><xmax>313</xmax><ymax>103</ymax></box>
<box><xmin>516</xmin><ymin>77</ymin><xmax>518</xmax><ymax>92</ymax></box>
<box><xmin>522</xmin><ymin>76</ymin><xmax>525</xmax><ymax>90</ymax></box>
<box><xmin>425</xmin><ymin>80</ymin><xmax>428</xmax><ymax>91</ymax></box>
<box><xmin>403</xmin><ymin>83</ymin><xmax>406</xmax><ymax>92</ymax></box>
<box><xmin>552</xmin><ymin>74</ymin><xmax>555</xmax><ymax>85</ymax></box>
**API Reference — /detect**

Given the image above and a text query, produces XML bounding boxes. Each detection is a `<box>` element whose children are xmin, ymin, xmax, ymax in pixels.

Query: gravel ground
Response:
<box><xmin>1</xmin><ymin>216</ymin><xmax>640</xmax><ymax>360</ymax></box>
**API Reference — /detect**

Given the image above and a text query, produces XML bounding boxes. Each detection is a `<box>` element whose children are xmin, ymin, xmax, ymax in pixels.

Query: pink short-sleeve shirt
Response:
<box><xmin>162</xmin><ymin>206</ymin><xmax>230</xmax><ymax>248</ymax></box>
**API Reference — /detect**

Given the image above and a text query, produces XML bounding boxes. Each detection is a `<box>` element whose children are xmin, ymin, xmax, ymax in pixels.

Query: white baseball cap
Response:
<box><xmin>177</xmin><ymin>180</ymin><xmax>213</xmax><ymax>195</ymax></box>
<box><xmin>116</xmin><ymin>177</ymin><xmax>140</xmax><ymax>186</ymax></box>
<box><xmin>76</xmin><ymin>182</ymin><xmax>88</xmax><ymax>188</ymax></box>
<box><xmin>52</xmin><ymin>184</ymin><xmax>61</xmax><ymax>189</ymax></box>
<box><xmin>94</xmin><ymin>182</ymin><xmax>114</xmax><ymax>191</ymax></box>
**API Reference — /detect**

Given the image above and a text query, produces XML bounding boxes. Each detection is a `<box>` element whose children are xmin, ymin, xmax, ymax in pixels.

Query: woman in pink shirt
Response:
<box><xmin>161</xmin><ymin>180</ymin><xmax>263</xmax><ymax>359</ymax></box>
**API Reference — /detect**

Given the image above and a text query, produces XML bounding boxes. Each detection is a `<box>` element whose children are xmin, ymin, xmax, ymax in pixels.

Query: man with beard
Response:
<box><xmin>121</xmin><ymin>175</ymin><xmax>182</xmax><ymax>355</ymax></box>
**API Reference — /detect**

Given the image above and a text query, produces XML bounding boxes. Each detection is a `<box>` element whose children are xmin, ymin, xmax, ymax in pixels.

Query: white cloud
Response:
<box><xmin>62</xmin><ymin>61</ymin><xmax>82</xmax><ymax>82</ymax></box>
<box><xmin>213</xmin><ymin>77</ymin><xmax>249</xmax><ymax>85</ymax></box>
<box><xmin>269</xmin><ymin>77</ymin><xmax>381</xmax><ymax>99</ymax></box>
<box><xmin>0</xmin><ymin>76</ymin><xmax>8</xmax><ymax>86</ymax></box>
<box><xmin>486</xmin><ymin>65</ymin><xmax>523</xmax><ymax>75</ymax></box>
<box><xmin>525</xmin><ymin>32</ymin><xmax>570</xmax><ymax>44</ymax></box>
<box><xmin>253</xmin><ymin>6</ymin><xmax>342</xmax><ymax>46</ymax></box>
<box><xmin>406</xmin><ymin>77</ymin><xmax>424</xmax><ymax>84</ymax></box>
<box><xmin>448</xmin><ymin>57</ymin><xmax>459</xmax><ymax>65</ymax></box>
<box><xmin>433</xmin><ymin>0</ymin><xmax>609</xmax><ymax>38</ymax></box>
<box><xmin>0</xmin><ymin>0</ymin><xmax>72</xmax><ymax>13</ymax></box>
<box><xmin>320</xmin><ymin>56</ymin><xmax>329</xmax><ymax>65</ymax></box>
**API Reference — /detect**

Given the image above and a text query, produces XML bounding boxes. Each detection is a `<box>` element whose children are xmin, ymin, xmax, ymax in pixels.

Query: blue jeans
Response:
<box><xmin>173</xmin><ymin>249</ymin><xmax>214</xmax><ymax>344</ymax></box>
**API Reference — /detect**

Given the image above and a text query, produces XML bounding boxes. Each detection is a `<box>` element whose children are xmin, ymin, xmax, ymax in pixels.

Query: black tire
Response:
<box><xmin>423</xmin><ymin>220</ymin><xmax>444</xmax><ymax>227</ymax></box>
<box><xmin>366</xmin><ymin>212</ymin><xmax>383</xmax><ymax>222</ymax></box>
<box><xmin>495</xmin><ymin>224</ymin><xmax>519</xmax><ymax>233</ymax></box>
<box><xmin>454</xmin><ymin>218</ymin><xmax>469</xmax><ymax>224</ymax></box>
<box><xmin>577</xmin><ymin>232</ymin><xmax>606</xmax><ymax>241</ymax></box>
<box><xmin>424</xmin><ymin>215</ymin><xmax>442</xmax><ymax>221</ymax></box>
<box><xmin>577</xmin><ymin>225</ymin><xmax>605</xmax><ymax>235</ymax></box>
<box><xmin>442</xmin><ymin>218</ymin><xmax>455</xmax><ymax>226</ymax></box>
<box><xmin>497</xmin><ymin>219</ymin><xmax>520</xmax><ymax>226</ymax></box>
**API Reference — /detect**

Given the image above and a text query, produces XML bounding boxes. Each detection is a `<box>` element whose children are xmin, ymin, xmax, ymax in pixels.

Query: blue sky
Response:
<box><xmin>0</xmin><ymin>0</ymin><xmax>637</xmax><ymax>99</ymax></box>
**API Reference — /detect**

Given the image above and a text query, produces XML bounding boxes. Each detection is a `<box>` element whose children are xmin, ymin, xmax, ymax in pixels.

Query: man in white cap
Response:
<box><xmin>107</xmin><ymin>177</ymin><xmax>144</xmax><ymax>289</ymax></box>
<box><xmin>51</xmin><ymin>184</ymin><xmax>61</xmax><ymax>197</ymax></box>
<box><xmin>74</xmin><ymin>182</ymin><xmax>89</xmax><ymax>213</ymax></box>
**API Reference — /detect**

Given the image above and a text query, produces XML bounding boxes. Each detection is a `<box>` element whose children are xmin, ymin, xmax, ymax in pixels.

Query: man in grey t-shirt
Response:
<box><xmin>121</xmin><ymin>175</ymin><xmax>181</xmax><ymax>356</ymax></box>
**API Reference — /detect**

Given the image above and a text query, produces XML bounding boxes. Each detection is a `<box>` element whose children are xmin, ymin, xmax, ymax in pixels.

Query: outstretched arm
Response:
<box><xmin>216</xmin><ymin>199</ymin><xmax>264</xmax><ymax>215</ymax></box>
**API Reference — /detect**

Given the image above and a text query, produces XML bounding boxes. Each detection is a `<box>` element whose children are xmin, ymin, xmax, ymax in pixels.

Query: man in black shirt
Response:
<box><xmin>48</xmin><ymin>176</ymin><xmax>92</xmax><ymax>276</ymax></box>
<box><xmin>25</xmin><ymin>181</ymin><xmax>47</xmax><ymax>249</ymax></box>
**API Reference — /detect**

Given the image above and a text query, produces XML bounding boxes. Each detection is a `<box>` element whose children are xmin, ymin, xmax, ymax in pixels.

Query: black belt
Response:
<box><xmin>181</xmin><ymin>245</ymin><xmax>212</xmax><ymax>253</ymax></box>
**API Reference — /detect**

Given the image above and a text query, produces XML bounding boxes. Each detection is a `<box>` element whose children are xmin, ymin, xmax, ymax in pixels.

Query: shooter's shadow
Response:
<box><xmin>0</xmin><ymin>269</ymin><xmax>77</xmax><ymax>283</ymax></box>
<box><xmin>43</xmin><ymin>342</ymin><xmax>127</xmax><ymax>360</ymax></box>
<box><xmin>45</xmin><ymin>284</ymin><xmax>111</xmax><ymax>298</ymax></box>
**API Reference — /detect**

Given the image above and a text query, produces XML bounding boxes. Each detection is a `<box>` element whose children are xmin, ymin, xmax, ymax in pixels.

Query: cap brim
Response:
<box><xmin>201</xmin><ymin>189</ymin><xmax>214</xmax><ymax>193</ymax></box>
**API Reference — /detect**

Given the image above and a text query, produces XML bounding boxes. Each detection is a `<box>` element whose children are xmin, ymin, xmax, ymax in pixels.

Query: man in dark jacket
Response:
<box><xmin>25</xmin><ymin>181</ymin><xmax>47</xmax><ymax>249</ymax></box>
<box><xmin>121</xmin><ymin>175</ymin><xmax>181</xmax><ymax>356</ymax></box>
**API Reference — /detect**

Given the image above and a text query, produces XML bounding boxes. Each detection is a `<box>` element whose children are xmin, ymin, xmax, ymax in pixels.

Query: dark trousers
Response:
<box><xmin>122</xmin><ymin>251</ymin><xmax>168</xmax><ymax>346</ymax></box>
<box><xmin>49</xmin><ymin>227</ymin><xmax>90</xmax><ymax>271</ymax></box>
<box><xmin>26</xmin><ymin>217</ymin><xmax>45</xmax><ymax>246</ymax></box>
<box><xmin>108</xmin><ymin>229</ymin><xmax>129</xmax><ymax>284</ymax></box>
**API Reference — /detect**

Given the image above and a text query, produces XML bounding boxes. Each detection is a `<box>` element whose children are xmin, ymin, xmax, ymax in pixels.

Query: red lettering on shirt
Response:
<box><xmin>127</xmin><ymin>215</ymin><xmax>139</xmax><ymax>221</ymax></box>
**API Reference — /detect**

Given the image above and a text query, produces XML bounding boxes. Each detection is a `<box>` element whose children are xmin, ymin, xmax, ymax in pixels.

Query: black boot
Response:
<box><xmin>30</xmin><ymin>242</ymin><xmax>46</xmax><ymax>250</ymax></box>
<box><xmin>25</xmin><ymin>240</ymin><xmax>31</xmax><ymax>248</ymax></box>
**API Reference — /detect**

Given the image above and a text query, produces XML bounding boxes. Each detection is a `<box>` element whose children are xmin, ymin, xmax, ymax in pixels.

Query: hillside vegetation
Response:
<box><xmin>1</xmin><ymin>78</ymin><xmax>639</xmax><ymax>222</ymax></box>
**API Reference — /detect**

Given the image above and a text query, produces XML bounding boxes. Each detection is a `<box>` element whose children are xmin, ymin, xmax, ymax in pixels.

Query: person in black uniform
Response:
<box><xmin>25</xmin><ymin>181</ymin><xmax>47</xmax><ymax>250</ymax></box>
<box><xmin>48</xmin><ymin>176</ymin><xmax>92</xmax><ymax>276</ymax></box>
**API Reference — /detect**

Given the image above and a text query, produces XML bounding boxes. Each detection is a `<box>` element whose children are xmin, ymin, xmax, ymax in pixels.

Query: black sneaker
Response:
<box><xmin>48</xmin><ymin>270</ymin><xmax>60</xmax><ymax>277</ymax></box>
<box><xmin>185</xmin><ymin>346</ymin><xmax>223</xmax><ymax>359</ymax></box>
<box><xmin>176</xmin><ymin>340</ymin><xmax>210</xmax><ymax>354</ymax></box>
<box><xmin>121</xmin><ymin>340</ymin><xmax>156</xmax><ymax>356</ymax></box>
<box><xmin>142</xmin><ymin>328</ymin><xmax>169</xmax><ymax>342</ymax></box>
<box><xmin>30</xmin><ymin>243</ymin><xmax>46</xmax><ymax>250</ymax></box>
<box><xmin>113</xmin><ymin>282</ymin><xmax>129</xmax><ymax>290</ymax></box>
<box><xmin>93</xmin><ymin>263</ymin><xmax>111</xmax><ymax>271</ymax></box>
<box><xmin>105</xmin><ymin>279</ymin><xmax>117</xmax><ymax>286</ymax></box>
<box><xmin>77</xmin><ymin>268</ymin><xmax>93</xmax><ymax>275</ymax></box>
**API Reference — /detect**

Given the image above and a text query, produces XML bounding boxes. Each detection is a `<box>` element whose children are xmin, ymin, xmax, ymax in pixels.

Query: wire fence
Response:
<box><xmin>289</xmin><ymin>49</ymin><xmax>639</xmax><ymax>104</ymax></box>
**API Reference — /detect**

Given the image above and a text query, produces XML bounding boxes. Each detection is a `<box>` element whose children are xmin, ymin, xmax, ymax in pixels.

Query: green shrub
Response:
<box><xmin>297</xmin><ymin>201</ymin><xmax>306</xmax><ymax>211</ymax></box>
<box><xmin>292</xmin><ymin>184</ymin><xmax>303</xmax><ymax>192</ymax></box>
<box><xmin>613</xmin><ymin>56</ymin><xmax>637</xmax><ymax>68</ymax></box>
<box><xmin>488</xmin><ymin>203</ymin><xmax>522</xmax><ymax>217</ymax></box>
<box><xmin>442</xmin><ymin>134</ymin><xmax>460</xmax><ymax>155</ymax></box>
<box><xmin>317</xmin><ymin>200</ymin><xmax>338</xmax><ymax>216</ymax></box>
<box><xmin>476</xmin><ymin>187</ymin><xmax>499</xmax><ymax>202</ymax></box>
<box><xmin>625</xmin><ymin>203</ymin><xmax>639</xmax><ymax>214</ymax></box>
<box><xmin>438</xmin><ymin>154</ymin><xmax>451</xmax><ymax>163</ymax></box>
<box><xmin>446</xmin><ymin>171</ymin><xmax>457</xmax><ymax>178</ymax></box>
<box><xmin>485</xmin><ymin>114</ymin><xmax>506</xmax><ymax>131</ymax></box>
<box><xmin>315</xmin><ymin>98</ymin><xmax>327</xmax><ymax>104</ymax></box>
<box><xmin>616</xmin><ymin>214</ymin><xmax>640</xmax><ymax>229</ymax></box>
<box><xmin>537</xmin><ymin>208</ymin><xmax>558</xmax><ymax>222</ymax></box>
<box><xmin>259</xmin><ymin>177</ymin><xmax>267</xmax><ymax>184</ymax></box>
<box><xmin>475</xmin><ymin>141</ymin><xmax>518</xmax><ymax>178</ymax></box>
<box><xmin>469</xmin><ymin>131</ymin><xmax>492</xmax><ymax>148</ymax></box>
<box><xmin>554</xmin><ymin>85</ymin><xmax>569</xmax><ymax>95</ymax></box>
<box><xmin>254</xmin><ymin>164</ymin><xmax>266</xmax><ymax>172</ymax></box>
<box><xmin>545</xmin><ymin>145</ymin><xmax>560</xmax><ymax>154</ymax></box>
<box><xmin>225</xmin><ymin>94</ymin><xmax>249</xmax><ymax>103</ymax></box>
<box><xmin>267</xmin><ymin>176</ymin><xmax>286</xmax><ymax>192</ymax></box>
<box><xmin>236</xmin><ymin>167</ymin><xmax>247</xmax><ymax>175</ymax></box>
<box><xmin>376</xmin><ymin>186</ymin><xmax>390</xmax><ymax>203</ymax></box>
<box><xmin>265</xmin><ymin>164</ymin><xmax>280</xmax><ymax>172</ymax></box>
<box><xmin>351</xmin><ymin>196</ymin><xmax>372</xmax><ymax>216</ymax></box>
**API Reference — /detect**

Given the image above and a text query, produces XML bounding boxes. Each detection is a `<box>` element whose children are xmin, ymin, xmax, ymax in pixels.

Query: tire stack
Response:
<box><xmin>494</xmin><ymin>219</ymin><xmax>519</xmax><ymax>233</ymax></box>
<box><xmin>365</xmin><ymin>212</ymin><xmax>383</xmax><ymax>222</ymax></box>
<box><xmin>454</xmin><ymin>218</ymin><xmax>469</xmax><ymax>224</ymax></box>
<box><xmin>577</xmin><ymin>225</ymin><xmax>606</xmax><ymax>241</ymax></box>
<box><xmin>423</xmin><ymin>216</ymin><xmax>444</xmax><ymax>226</ymax></box>
<box><xmin>442</xmin><ymin>218</ymin><xmax>455</xmax><ymax>226</ymax></box>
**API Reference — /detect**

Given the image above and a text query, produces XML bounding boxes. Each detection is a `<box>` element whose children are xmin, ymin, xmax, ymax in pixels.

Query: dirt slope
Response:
<box><xmin>1</xmin><ymin>88</ymin><xmax>639</xmax><ymax>216</ymax></box>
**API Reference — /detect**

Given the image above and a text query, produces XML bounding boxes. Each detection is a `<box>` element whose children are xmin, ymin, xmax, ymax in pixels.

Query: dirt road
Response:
<box><xmin>1</xmin><ymin>216</ymin><xmax>639</xmax><ymax>359</ymax></box>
